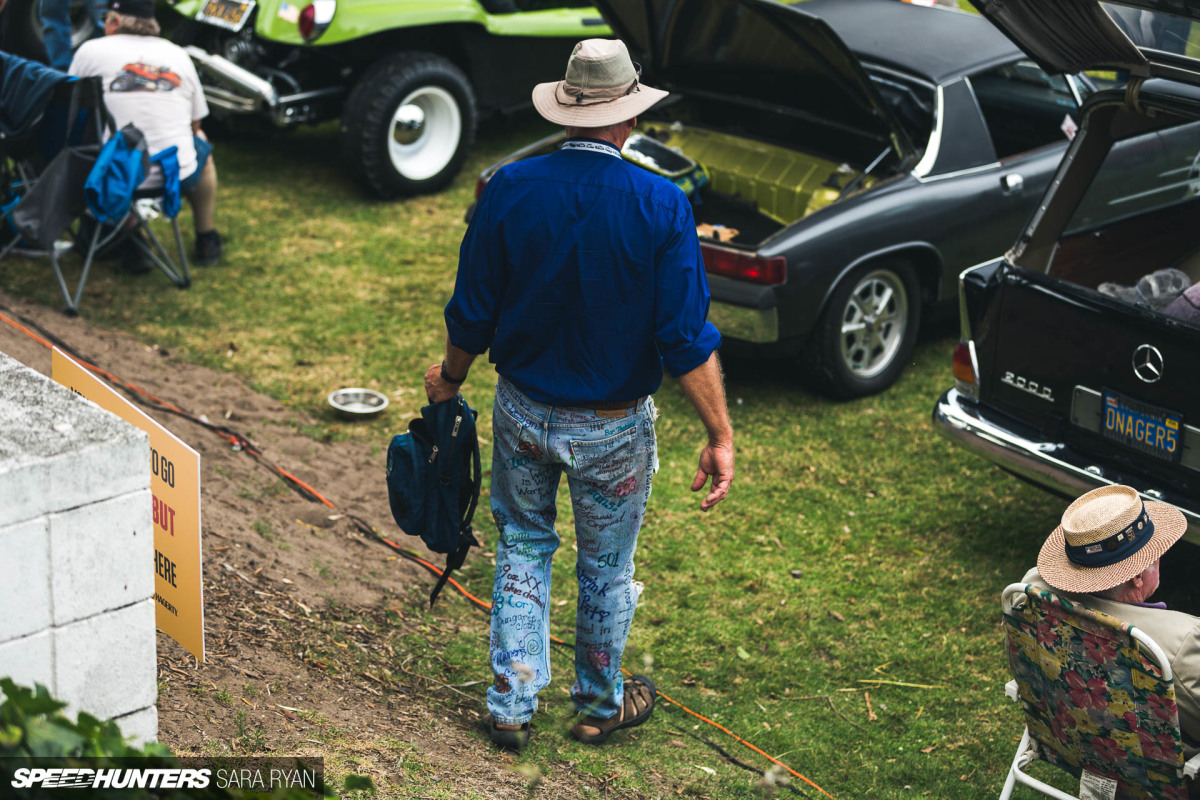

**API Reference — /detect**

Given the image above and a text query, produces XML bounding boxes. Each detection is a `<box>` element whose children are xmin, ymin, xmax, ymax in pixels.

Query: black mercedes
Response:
<box><xmin>934</xmin><ymin>0</ymin><xmax>1200</xmax><ymax>541</ymax></box>
<box><xmin>473</xmin><ymin>0</ymin><xmax>1096</xmax><ymax>397</ymax></box>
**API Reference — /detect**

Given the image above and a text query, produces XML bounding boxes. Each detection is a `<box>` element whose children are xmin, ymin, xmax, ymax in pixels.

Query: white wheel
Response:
<box><xmin>386</xmin><ymin>86</ymin><xmax>463</xmax><ymax>182</ymax></box>
<box><xmin>341</xmin><ymin>53</ymin><xmax>477</xmax><ymax>199</ymax></box>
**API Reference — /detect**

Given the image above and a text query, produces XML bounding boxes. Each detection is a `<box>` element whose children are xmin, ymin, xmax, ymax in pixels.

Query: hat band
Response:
<box><xmin>1064</xmin><ymin>506</ymin><xmax>1154</xmax><ymax>568</ymax></box>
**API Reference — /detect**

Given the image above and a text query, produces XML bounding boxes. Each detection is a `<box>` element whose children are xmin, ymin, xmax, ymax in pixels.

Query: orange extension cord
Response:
<box><xmin>1</xmin><ymin>308</ymin><xmax>834</xmax><ymax>800</ymax></box>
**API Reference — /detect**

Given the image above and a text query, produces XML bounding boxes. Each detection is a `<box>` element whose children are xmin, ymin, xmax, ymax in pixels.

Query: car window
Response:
<box><xmin>1065</xmin><ymin>122</ymin><xmax>1200</xmax><ymax>234</ymax></box>
<box><xmin>868</xmin><ymin>73</ymin><xmax>935</xmax><ymax>154</ymax></box>
<box><xmin>1047</xmin><ymin>121</ymin><xmax>1200</xmax><ymax>325</ymax></box>
<box><xmin>970</xmin><ymin>60</ymin><xmax>1080</xmax><ymax>160</ymax></box>
<box><xmin>1103</xmin><ymin>5</ymin><xmax>1200</xmax><ymax>57</ymax></box>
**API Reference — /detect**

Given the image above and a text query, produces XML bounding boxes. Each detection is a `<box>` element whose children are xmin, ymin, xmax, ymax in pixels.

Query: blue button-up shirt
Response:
<box><xmin>445</xmin><ymin>138</ymin><xmax>721</xmax><ymax>406</ymax></box>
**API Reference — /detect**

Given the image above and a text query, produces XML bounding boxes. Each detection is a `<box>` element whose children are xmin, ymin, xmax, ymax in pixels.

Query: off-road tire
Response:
<box><xmin>340</xmin><ymin>52</ymin><xmax>476</xmax><ymax>199</ymax></box>
<box><xmin>799</xmin><ymin>260</ymin><xmax>922</xmax><ymax>399</ymax></box>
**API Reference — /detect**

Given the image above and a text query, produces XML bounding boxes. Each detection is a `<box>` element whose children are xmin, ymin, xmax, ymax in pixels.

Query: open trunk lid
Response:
<box><xmin>591</xmin><ymin>0</ymin><xmax>915</xmax><ymax>160</ymax></box>
<box><xmin>970</xmin><ymin>0</ymin><xmax>1200</xmax><ymax>83</ymax></box>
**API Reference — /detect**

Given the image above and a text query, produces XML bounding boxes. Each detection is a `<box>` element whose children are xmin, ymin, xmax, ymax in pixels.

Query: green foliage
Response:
<box><xmin>0</xmin><ymin>679</ymin><xmax>174</xmax><ymax>762</ymax></box>
<box><xmin>0</xmin><ymin>679</ymin><xmax>327</xmax><ymax>799</ymax></box>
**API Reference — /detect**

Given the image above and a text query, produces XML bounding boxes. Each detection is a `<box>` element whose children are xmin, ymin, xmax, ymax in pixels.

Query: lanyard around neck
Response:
<box><xmin>560</xmin><ymin>140</ymin><xmax>622</xmax><ymax>159</ymax></box>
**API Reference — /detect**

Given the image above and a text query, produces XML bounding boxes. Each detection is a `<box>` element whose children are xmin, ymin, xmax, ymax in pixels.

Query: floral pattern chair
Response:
<box><xmin>999</xmin><ymin>583</ymin><xmax>1200</xmax><ymax>800</ymax></box>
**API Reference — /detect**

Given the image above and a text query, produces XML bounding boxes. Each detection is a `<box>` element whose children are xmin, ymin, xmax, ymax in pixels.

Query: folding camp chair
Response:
<box><xmin>999</xmin><ymin>583</ymin><xmax>1200</xmax><ymax>800</ymax></box>
<box><xmin>0</xmin><ymin>54</ymin><xmax>83</xmax><ymax>242</ymax></box>
<box><xmin>123</xmin><ymin>150</ymin><xmax>190</xmax><ymax>288</ymax></box>
<box><xmin>0</xmin><ymin>56</ymin><xmax>189</xmax><ymax>313</ymax></box>
<box><xmin>0</xmin><ymin>67</ymin><xmax>122</xmax><ymax>314</ymax></box>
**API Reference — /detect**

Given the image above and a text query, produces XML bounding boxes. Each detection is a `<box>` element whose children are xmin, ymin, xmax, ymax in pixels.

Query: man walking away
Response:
<box><xmin>423</xmin><ymin>38</ymin><xmax>734</xmax><ymax>750</ymax></box>
<box><xmin>69</xmin><ymin>0</ymin><xmax>222</xmax><ymax>271</ymax></box>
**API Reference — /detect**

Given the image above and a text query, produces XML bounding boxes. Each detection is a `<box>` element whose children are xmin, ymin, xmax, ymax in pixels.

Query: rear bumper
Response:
<box><xmin>933</xmin><ymin>387</ymin><xmax>1200</xmax><ymax>543</ymax></box>
<box><xmin>708</xmin><ymin>300</ymin><xmax>778</xmax><ymax>344</ymax></box>
<box><xmin>707</xmin><ymin>275</ymin><xmax>780</xmax><ymax>345</ymax></box>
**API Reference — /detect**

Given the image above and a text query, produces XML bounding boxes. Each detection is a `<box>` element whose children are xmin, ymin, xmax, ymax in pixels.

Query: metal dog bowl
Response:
<box><xmin>328</xmin><ymin>388</ymin><xmax>389</xmax><ymax>418</ymax></box>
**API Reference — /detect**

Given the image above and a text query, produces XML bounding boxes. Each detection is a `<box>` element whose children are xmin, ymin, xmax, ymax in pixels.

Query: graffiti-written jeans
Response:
<box><xmin>487</xmin><ymin>377</ymin><xmax>657</xmax><ymax>726</ymax></box>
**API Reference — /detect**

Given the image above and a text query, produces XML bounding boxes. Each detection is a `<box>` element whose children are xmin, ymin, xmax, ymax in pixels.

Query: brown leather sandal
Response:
<box><xmin>572</xmin><ymin>674</ymin><xmax>656</xmax><ymax>745</ymax></box>
<box><xmin>484</xmin><ymin>714</ymin><xmax>530</xmax><ymax>750</ymax></box>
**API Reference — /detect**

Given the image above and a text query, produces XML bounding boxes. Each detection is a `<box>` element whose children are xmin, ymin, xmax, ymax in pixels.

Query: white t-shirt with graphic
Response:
<box><xmin>69</xmin><ymin>34</ymin><xmax>209</xmax><ymax>178</ymax></box>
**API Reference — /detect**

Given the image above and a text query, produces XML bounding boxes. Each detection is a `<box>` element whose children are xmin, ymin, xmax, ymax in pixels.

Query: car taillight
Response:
<box><xmin>700</xmin><ymin>244</ymin><xmax>786</xmax><ymax>285</ymax></box>
<box><xmin>298</xmin><ymin>0</ymin><xmax>335</xmax><ymax>41</ymax></box>
<box><xmin>298</xmin><ymin>5</ymin><xmax>315</xmax><ymax>38</ymax></box>
<box><xmin>953</xmin><ymin>340</ymin><xmax>978</xmax><ymax>398</ymax></box>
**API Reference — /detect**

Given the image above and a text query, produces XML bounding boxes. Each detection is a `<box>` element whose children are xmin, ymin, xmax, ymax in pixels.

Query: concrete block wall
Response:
<box><xmin>0</xmin><ymin>350</ymin><xmax>158</xmax><ymax>746</ymax></box>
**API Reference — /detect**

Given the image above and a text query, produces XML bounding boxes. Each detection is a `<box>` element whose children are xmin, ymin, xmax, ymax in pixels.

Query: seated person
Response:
<box><xmin>68</xmin><ymin>0</ymin><xmax>222</xmax><ymax>270</ymax></box>
<box><xmin>1022</xmin><ymin>485</ymin><xmax>1200</xmax><ymax>759</ymax></box>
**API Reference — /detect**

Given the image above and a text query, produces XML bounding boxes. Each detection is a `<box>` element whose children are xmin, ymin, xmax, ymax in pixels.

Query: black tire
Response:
<box><xmin>340</xmin><ymin>52</ymin><xmax>477</xmax><ymax>199</ymax></box>
<box><xmin>799</xmin><ymin>260</ymin><xmax>922</xmax><ymax>399</ymax></box>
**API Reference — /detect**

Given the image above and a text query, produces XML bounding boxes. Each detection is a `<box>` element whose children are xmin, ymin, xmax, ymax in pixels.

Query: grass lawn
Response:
<box><xmin>1</xmin><ymin>114</ymin><xmax>1083</xmax><ymax>799</ymax></box>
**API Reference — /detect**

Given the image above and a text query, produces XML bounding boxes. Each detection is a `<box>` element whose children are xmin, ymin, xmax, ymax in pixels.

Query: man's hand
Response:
<box><xmin>691</xmin><ymin>441</ymin><xmax>733</xmax><ymax>511</ymax></box>
<box><xmin>676</xmin><ymin>352</ymin><xmax>734</xmax><ymax>511</ymax></box>
<box><xmin>424</xmin><ymin>362</ymin><xmax>460</xmax><ymax>404</ymax></box>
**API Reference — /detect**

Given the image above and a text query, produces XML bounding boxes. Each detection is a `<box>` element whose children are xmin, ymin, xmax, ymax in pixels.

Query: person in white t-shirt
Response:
<box><xmin>69</xmin><ymin>0</ymin><xmax>222</xmax><ymax>268</ymax></box>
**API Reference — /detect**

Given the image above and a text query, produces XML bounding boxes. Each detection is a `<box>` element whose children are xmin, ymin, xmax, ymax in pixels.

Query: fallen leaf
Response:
<box><xmin>736</xmin><ymin>646</ymin><xmax>751</xmax><ymax>661</ymax></box>
<box><xmin>828</xmin><ymin>611</ymin><xmax>845</xmax><ymax>622</ymax></box>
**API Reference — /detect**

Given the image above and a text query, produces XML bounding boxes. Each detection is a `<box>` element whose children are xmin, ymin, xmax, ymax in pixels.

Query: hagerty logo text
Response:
<box><xmin>11</xmin><ymin>767</ymin><xmax>319</xmax><ymax>790</ymax></box>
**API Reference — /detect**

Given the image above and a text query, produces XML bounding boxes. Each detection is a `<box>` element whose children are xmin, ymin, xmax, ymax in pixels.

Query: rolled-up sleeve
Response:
<box><xmin>445</xmin><ymin>182</ymin><xmax>504</xmax><ymax>355</ymax></box>
<box><xmin>653</xmin><ymin>203</ymin><xmax>721</xmax><ymax>377</ymax></box>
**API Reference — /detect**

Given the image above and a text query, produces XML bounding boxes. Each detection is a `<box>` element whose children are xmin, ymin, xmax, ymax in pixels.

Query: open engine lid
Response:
<box><xmin>591</xmin><ymin>0</ymin><xmax>915</xmax><ymax>159</ymax></box>
<box><xmin>969</xmin><ymin>0</ymin><xmax>1200</xmax><ymax>84</ymax></box>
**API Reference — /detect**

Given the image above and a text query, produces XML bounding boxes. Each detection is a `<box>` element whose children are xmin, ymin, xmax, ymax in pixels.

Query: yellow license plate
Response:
<box><xmin>198</xmin><ymin>0</ymin><xmax>254</xmax><ymax>31</ymax></box>
<box><xmin>1102</xmin><ymin>390</ymin><xmax>1182</xmax><ymax>462</ymax></box>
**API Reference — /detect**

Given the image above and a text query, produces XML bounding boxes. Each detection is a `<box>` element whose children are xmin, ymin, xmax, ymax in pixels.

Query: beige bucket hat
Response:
<box><xmin>532</xmin><ymin>39</ymin><xmax>668</xmax><ymax>128</ymax></box>
<box><xmin>1037</xmin><ymin>484</ymin><xmax>1187</xmax><ymax>594</ymax></box>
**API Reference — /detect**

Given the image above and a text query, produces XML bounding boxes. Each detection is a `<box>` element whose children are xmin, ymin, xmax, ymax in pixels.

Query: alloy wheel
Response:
<box><xmin>839</xmin><ymin>268</ymin><xmax>909</xmax><ymax>379</ymax></box>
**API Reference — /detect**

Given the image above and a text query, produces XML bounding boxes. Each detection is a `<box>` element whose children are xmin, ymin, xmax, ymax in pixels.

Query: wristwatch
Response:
<box><xmin>440</xmin><ymin>360</ymin><xmax>466</xmax><ymax>384</ymax></box>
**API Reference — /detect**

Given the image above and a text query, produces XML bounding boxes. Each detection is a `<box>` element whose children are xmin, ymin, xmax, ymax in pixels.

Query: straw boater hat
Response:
<box><xmin>1037</xmin><ymin>485</ymin><xmax>1187</xmax><ymax>594</ymax></box>
<box><xmin>532</xmin><ymin>39</ymin><xmax>668</xmax><ymax>128</ymax></box>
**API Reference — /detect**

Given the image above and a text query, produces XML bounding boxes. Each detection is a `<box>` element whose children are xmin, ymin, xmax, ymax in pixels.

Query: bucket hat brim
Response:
<box><xmin>1036</xmin><ymin>500</ymin><xmax>1187</xmax><ymax>594</ymax></box>
<box><xmin>531</xmin><ymin>80</ymin><xmax>668</xmax><ymax>128</ymax></box>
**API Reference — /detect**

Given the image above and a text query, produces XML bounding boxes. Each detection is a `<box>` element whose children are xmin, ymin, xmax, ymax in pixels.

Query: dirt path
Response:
<box><xmin>0</xmin><ymin>291</ymin><xmax>629</xmax><ymax>799</ymax></box>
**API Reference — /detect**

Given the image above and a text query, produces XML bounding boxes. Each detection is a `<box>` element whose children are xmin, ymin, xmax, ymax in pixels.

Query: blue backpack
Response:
<box><xmin>386</xmin><ymin>394</ymin><xmax>482</xmax><ymax>606</ymax></box>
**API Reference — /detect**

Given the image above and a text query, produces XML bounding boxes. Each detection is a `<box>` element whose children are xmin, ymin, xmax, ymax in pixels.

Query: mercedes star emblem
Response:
<box><xmin>1132</xmin><ymin>344</ymin><xmax>1164</xmax><ymax>383</ymax></box>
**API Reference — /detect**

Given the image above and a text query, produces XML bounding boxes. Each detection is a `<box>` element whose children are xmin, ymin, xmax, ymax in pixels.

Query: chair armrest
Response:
<box><xmin>1005</xmin><ymin>680</ymin><xmax>1018</xmax><ymax>702</ymax></box>
<box><xmin>1185</xmin><ymin>750</ymin><xmax>1200</xmax><ymax>779</ymax></box>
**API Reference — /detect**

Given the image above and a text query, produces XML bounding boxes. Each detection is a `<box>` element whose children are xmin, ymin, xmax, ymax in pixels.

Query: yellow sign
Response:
<box><xmin>52</xmin><ymin>348</ymin><xmax>205</xmax><ymax>661</ymax></box>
